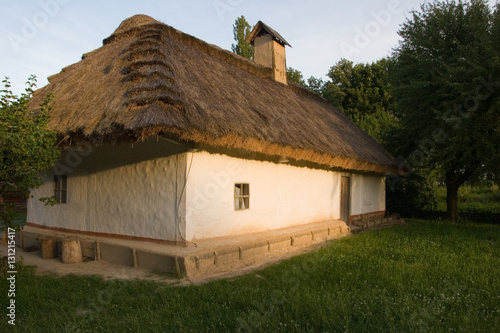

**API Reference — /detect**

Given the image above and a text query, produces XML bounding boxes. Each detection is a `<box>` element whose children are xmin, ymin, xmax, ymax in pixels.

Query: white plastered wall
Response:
<box><xmin>28</xmin><ymin>139</ymin><xmax>187</xmax><ymax>241</ymax></box>
<box><xmin>28</xmin><ymin>144</ymin><xmax>387</xmax><ymax>242</ymax></box>
<box><xmin>350</xmin><ymin>173</ymin><xmax>386</xmax><ymax>216</ymax></box>
<box><xmin>184</xmin><ymin>151</ymin><xmax>342</xmax><ymax>240</ymax></box>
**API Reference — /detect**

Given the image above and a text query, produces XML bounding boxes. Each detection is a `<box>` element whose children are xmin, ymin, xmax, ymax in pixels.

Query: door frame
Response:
<box><xmin>340</xmin><ymin>175</ymin><xmax>351</xmax><ymax>224</ymax></box>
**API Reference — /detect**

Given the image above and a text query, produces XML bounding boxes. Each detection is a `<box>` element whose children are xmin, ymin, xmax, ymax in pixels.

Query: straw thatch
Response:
<box><xmin>29</xmin><ymin>14</ymin><xmax>402</xmax><ymax>174</ymax></box>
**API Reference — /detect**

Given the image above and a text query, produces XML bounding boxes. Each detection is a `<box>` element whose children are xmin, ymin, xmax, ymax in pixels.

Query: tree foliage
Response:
<box><xmin>231</xmin><ymin>15</ymin><xmax>254</xmax><ymax>60</ymax></box>
<box><xmin>386</xmin><ymin>173</ymin><xmax>438</xmax><ymax>217</ymax></box>
<box><xmin>286</xmin><ymin>67</ymin><xmax>306</xmax><ymax>86</ymax></box>
<box><xmin>323</xmin><ymin>58</ymin><xmax>397</xmax><ymax>144</ymax></box>
<box><xmin>0</xmin><ymin>76</ymin><xmax>59</xmax><ymax>228</ymax></box>
<box><xmin>389</xmin><ymin>0</ymin><xmax>500</xmax><ymax>220</ymax></box>
<box><xmin>286</xmin><ymin>67</ymin><xmax>327</xmax><ymax>98</ymax></box>
<box><xmin>306</xmin><ymin>76</ymin><xmax>326</xmax><ymax>95</ymax></box>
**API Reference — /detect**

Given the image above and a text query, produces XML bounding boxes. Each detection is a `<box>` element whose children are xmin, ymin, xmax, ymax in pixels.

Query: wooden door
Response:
<box><xmin>341</xmin><ymin>176</ymin><xmax>351</xmax><ymax>224</ymax></box>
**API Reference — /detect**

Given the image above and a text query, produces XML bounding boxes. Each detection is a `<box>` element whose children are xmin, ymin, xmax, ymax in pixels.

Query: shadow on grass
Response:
<box><xmin>406</xmin><ymin>211</ymin><xmax>500</xmax><ymax>224</ymax></box>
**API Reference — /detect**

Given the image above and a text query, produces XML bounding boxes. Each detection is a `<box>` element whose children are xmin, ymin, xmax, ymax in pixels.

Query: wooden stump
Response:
<box><xmin>61</xmin><ymin>237</ymin><xmax>82</xmax><ymax>264</ymax></box>
<box><xmin>40</xmin><ymin>236</ymin><xmax>57</xmax><ymax>259</ymax></box>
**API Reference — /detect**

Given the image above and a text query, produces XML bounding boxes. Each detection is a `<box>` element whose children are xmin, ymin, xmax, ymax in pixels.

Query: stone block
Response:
<box><xmin>100</xmin><ymin>243</ymin><xmax>134</xmax><ymax>267</ymax></box>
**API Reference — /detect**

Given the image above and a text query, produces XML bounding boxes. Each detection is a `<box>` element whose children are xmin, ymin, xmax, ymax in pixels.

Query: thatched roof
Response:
<box><xmin>30</xmin><ymin>14</ymin><xmax>401</xmax><ymax>175</ymax></box>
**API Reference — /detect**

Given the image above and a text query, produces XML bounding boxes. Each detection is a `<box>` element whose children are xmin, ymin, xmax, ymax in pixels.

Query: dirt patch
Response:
<box><xmin>0</xmin><ymin>244</ymin><xmax>179</xmax><ymax>283</ymax></box>
<box><xmin>0</xmin><ymin>239</ymin><xmax>337</xmax><ymax>286</ymax></box>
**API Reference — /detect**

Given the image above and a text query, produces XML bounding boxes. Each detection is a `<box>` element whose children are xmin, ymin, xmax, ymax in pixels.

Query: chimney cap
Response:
<box><xmin>246</xmin><ymin>21</ymin><xmax>291</xmax><ymax>47</ymax></box>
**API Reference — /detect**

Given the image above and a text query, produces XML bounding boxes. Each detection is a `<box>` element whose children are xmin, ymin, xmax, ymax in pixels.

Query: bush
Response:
<box><xmin>386</xmin><ymin>173</ymin><xmax>437</xmax><ymax>216</ymax></box>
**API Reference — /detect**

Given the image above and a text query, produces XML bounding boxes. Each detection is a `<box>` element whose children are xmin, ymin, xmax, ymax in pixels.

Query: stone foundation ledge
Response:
<box><xmin>16</xmin><ymin>220</ymin><xmax>351</xmax><ymax>279</ymax></box>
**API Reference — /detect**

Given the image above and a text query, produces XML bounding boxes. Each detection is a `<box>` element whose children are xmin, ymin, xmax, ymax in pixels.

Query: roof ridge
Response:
<box><xmin>103</xmin><ymin>18</ymin><xmax>277</xmax><ymax>82</ymax></box>
<box><xmin>102</xmin><ymin>18</ymin><xmax>338</xmax><ymax>105</ymax></box>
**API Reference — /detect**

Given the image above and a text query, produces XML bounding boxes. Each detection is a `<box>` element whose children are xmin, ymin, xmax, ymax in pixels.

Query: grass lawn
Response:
<box><xmin>1</xmin><ymin>219</ymin><xmax>499</xmax><ymax>332</ymax></box>
<box><xmin>435</xmin><ymin>184</ymin><xmax>500</xmax><ymax>213</ymax></box>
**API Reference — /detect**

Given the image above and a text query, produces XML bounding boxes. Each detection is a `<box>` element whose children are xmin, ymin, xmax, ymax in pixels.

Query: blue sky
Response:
<box><xmin>1</xmin><ymin>0</ymin><xmax>498</xmax><ymax>95</ymax></box>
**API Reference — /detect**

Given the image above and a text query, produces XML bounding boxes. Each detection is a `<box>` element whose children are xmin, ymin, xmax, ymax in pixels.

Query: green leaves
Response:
<box><xmin>285</xmin><ymin>67</ymin><xmax>306</xmax><ymax>86</ymax></box>
<box><xmin>0</xmin><ymin>76</ymin><xmax>59</xmax><ymax>229</ymax></box>
<box><xmin>231</xmin><ymin>15</ymin><xmax>254</xmax><ymax>61</ymax></box>
<box><xmin>389</xmin><ymin>0</ymin><xmax>500</xmax><ymax>219</ymax></box>
<box><xmin>323</xmin><ymin>58</ymin><xmax>397</xmax><ymax>144</ymax></box>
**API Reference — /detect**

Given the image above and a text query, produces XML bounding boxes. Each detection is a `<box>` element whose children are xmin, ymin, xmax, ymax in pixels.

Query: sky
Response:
<box><xmin>1</xmin><ymin>0</ymin><xmax>498</xmax><ymax>95</ymax></box>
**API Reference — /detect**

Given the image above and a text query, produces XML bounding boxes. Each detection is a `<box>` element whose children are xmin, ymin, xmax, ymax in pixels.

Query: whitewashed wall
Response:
<box><xmin>28</xmin><ymin>139</ymin><xmax>186</xmax><ymax>241</ymax></box>
<box><xmin>28</xmin><ymin>143</ymin><xmax>386</xmax><ymax>243</ymax></box>
<box><xmin>350</xmin><ymin>173</ymin><xmax>386</xmax><ymax>216</ymax></box>
<box><xmin>184</xmin><ymin>152</ymin><xmax>343</xmax><ymax>240</ymax></box>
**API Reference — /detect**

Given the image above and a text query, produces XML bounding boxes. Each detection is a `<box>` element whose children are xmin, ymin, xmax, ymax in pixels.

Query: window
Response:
<box><xmin>54</xmin><ymin>175</ymin><xmax>67</xmax><ymax>204</ymax></box>
<box><xmin>234</xmin><ymin>183</ymin><xmax>249</xmax><ymax>210</ymax></box>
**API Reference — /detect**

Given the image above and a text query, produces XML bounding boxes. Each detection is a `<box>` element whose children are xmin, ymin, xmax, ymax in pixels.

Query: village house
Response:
<box><xmin>24</xmin><ymin>15</ymin><xmax>402</xmax><ymax>276</ymax></box>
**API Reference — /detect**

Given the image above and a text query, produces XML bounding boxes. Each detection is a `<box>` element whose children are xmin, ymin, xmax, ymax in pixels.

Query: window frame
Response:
<box><xmin>54</xmin><ymin>175</ymin><xmax>67</xmax><ymax>204</ymax></box>
<box><xmin>234</xmin><ymin>183</ymin><xmax>250</xmax><ymax>211</ymax></box>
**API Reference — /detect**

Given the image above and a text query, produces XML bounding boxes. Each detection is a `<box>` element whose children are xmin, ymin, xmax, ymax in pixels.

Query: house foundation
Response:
<box><xmin>16</xmin><ymin>220</ymin><xmax>355</xmax><ymax>279</ymax></box>
<box><xmin>349</xmin><ymin>211</ymin><xmax>401</xmax><ymax>231</ymax></box>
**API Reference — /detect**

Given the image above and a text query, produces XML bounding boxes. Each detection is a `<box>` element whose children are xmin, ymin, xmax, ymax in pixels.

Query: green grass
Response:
<box><xmin>1</xmin><ymin>220</ymin><xmax>500</xmax><ymax>332</ymax></box>
<box><xmin>435</xmin><ymin>185</ymin><xmax>500</xmax><ymax>213</ymax></box>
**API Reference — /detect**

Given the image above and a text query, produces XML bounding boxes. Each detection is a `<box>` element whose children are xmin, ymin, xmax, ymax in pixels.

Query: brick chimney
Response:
<box><xmin>247</xmin><ymin>21</ymin><xmax>291</xmax><ymax>85</ymax></box>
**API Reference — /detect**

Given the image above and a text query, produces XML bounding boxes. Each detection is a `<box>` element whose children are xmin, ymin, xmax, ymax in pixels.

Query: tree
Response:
<box><xmin>286</xmin><ymin>68</ymin><xmax>328</xmax><ymax>96</ymax></box>
<box><xmin>231</xmin><ymin>15</ymin><xmax>254</xmax><ymax>60</ymax></box>
<box><xmin>286</xmin><ymin>67</ymin><xmax>306</xmax><ymax>86</ymax></box>
<box><xmin>389</xmin><ymin>0</ymin><xmax>500</xmax><ymax>220</ymax></box>
<box><xmin>386</xmin><ymin>172</ymin><xmax>438</xmax><ymax>217</ymax></box>
<box><xmin>323</xmin><ymin>58</ymin><xmax>397</xmax><ymax>144</ymax></box>
<box><xmin>0</xmin><ymin>76</ymin><xmax>59</xmax><ymax>229</ymax></box>
<box><xmin>306</xmin><ymin>76</ymin><xmax>326</xmax><ymax>96</ymax></box>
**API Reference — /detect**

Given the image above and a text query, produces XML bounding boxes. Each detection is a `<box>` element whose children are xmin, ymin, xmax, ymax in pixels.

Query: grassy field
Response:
<box><xmin>1</xmin><ymin>219</ymin><xmax>499</xmax><ymax>332</ymax></box>
<box><xmin>435</xmin><ymin>184</ymin><xmax>500</xmax><ymax>213</ymax></box>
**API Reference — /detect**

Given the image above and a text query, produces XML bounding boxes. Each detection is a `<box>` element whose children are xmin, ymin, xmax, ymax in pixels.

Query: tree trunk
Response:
<box><xmin>446</xmin><ymin>180</ymin><xmax>459</xmax><ymax>221</ymax></box>
<box><xmin>445</xmin><ymin>164</ymin><xmax>478</xmax><ymax>221</ymax></box>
